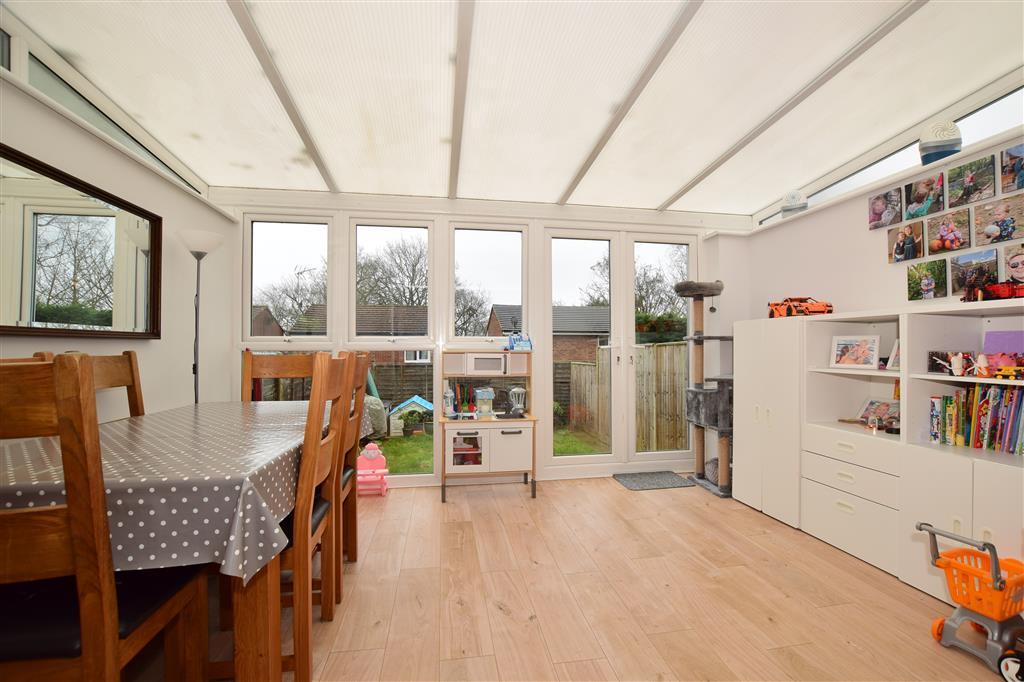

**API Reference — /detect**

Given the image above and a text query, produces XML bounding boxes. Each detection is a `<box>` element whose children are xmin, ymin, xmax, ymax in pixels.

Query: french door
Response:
<box><xmin>542</xmin><ymin>228</ymin><xmax>695</xmax><ymax>470</ymax></box>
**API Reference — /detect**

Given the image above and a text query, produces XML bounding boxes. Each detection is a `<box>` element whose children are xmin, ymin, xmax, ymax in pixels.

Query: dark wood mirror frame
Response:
<box><xmin>0</xmin><ymin>144</ymin><xmax>162</xmax><ymax>339</ymax></box>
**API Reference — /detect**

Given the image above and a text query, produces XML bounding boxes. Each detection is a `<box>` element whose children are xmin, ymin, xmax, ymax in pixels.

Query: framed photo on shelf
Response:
<box><xmin>830</xmin><ymin>335</ymin><xmax>880</xmax><ymax>369</ymax></box>
<box><xmin>1000</xmin><ymin>143</ymin><xmax>1024</xmax><ymax>194</ymax></box>
<box><xmin>887</xmin><ymin>221</ymin><xmax>924</xmax><ymax>263</ymax></box>
<box><xmin>950</xmin><ymin>248</ymin><xmax>998</xmax><ymax>296</ymax></box>
<box><xmin>869</xmin><ymin>188</ymin><xmax>902</xmax><ymax>230</ymax></box>
<box><xmin>974</xmin><ymin>193</ymin><xmax>1024</xmax><ymax>246</ymax></box>
<box><xmin>885</xmin><ymin>339</ymin><xmax>900</xmax><ymax>370</ymax></box>
<box><xmin>947</xmin><ymin>155</ymin><xmax>995</xmax><ymax>208</ymax></box>
<box><xmin>925</xmin><ymin>208</ymin><xmax>970</xmax><ymax>255</ymax></box>
<box><xmin>857</xmin><ymin>398</ymin><xmax>900</xmax><ymax>425</ymax></box>
<box><xmin>1003</xmin><ymin>243</ymin><xmax>1024</xmax><ymax>283</ymax></box>
<box><xmin>904</xmin><ymin>173</ymin><xmax>944</xmax><ymax>220</ymax></box>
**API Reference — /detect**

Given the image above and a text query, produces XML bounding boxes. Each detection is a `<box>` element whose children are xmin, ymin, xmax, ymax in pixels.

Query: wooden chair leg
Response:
<box><xmin>343</xmin><ymin>490</ymin><xmax>358</xmax><ymax>563</ymax></box>
<box><xmin>293</xmin><ymin>553</ymin><xmax>314</xmax><ymax>682</ymax></box>
<box><xmin>320</xmin><ymin>517</ymin><xmax>335</xmax><ymax>621</ymax></box>
<box><xmin>333</xmin><ymin>473</ymin><xmax>343</xmax><ymax>605</ymax></box>
<box><xmin>217</xmin><ymin>574</ymin><xmax>233</xmax><ymax>630</ymax></box>
<box><xmin>164</xmin><ymin>575</ymin><xmax>208</xmax><ymax>682</ymax></box>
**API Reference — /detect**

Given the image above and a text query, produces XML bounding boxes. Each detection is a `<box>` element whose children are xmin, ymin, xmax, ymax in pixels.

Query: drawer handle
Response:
<box><xmin>835</xmin><ymin>500</ymin><xmax>855</xmax><ymax>515</ymax></box>
<box><xmin>456</xmin><ymin>431</ymin><xmax>479</xmax><ymax>436</ymax></box>
<box><xmin>836</xmin><ymin>441</ymin><xmax>855</xmax><ymax>452</ymax></box>
<box><xmin>836</xmin><ymin>470</ymin><xmax>856</xmax><ymax>482</ymax></box>
<box><xmin>500</xmin><ymin>430</ymin><xmax>523</xmax><ymax>435</ymax></box>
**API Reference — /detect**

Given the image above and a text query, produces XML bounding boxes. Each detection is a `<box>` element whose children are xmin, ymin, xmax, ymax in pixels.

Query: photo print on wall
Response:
<box><xmin>907</xmin><ymin>259</ymin><xmax>948</xmax><ymax>301</ymax></box>
<box><xmin>904</xmin><ymin>173</ymin><xmax>944</xmax><ymax>219</ymax></box>
<box><xmin>926</xmin><ymin>208</ymin><xmax>970</xmax><ymax>255</ymax></box>
<box><xmin>888</xmin><ymin>221</ymin><xmax>924</xmax><ymax>263</ymax></box>
<box><xmin>974</xmin><ymin>193</ymin><xmax>1024</xmax><ymax>246</ymax></box>
<box><xmin>1004</xmin><ymin>243</ymin><xmax>1024</xmax><ymax>283</ymax></box>
<box><xmin>869</xmin><ymin>188</ymin><xmax>902</xmax><ymax>229</ymax></box>
<box><xmin>950</xmin><ymin>248</ymin><xmax>998</xmax><ymax>296</ymax></box>
<box><xmin>1001</xmin><ymin>143</ymin><xmax>1024</xmax><ymax>194</ymax></box>
<box><xmin>947</xmin><ymin>155</ymin><xmax>996</xmax><ymax>207</ymax></box>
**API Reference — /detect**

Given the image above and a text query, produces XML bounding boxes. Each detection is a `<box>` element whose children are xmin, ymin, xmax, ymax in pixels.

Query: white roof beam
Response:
<box><xmin>656</xmin><ymin>0</ymin><xmax>927</xmax><ymax>211</ymax></box>
<box><xmin>448</xmin><ymin>0</ymin><xmax>475</xmax><ymax>199</ymax></box>
<box><xmin>557</xmin><ymin>0</ymin><xmax>703</xmax><ymax>206</ymax></box>
<box><xmin>225</xmin><ymin>0</ymin><xmax>338</xmax><ymax>192</ymax></box>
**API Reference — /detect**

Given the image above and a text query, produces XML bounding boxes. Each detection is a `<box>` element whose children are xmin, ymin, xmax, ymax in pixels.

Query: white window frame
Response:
<box><xmin>242</xmin><ymin>212</ymin><xmax>334</xmax><ymax>344</ymax></box>
<box><xmin>347</xmin><ymin>217</ymin><xmax>436</xmax><ymax>346</ymax></box>
<box><xmin>447</xmin><ymin>221</ymin><xmax>527</xmax><ymax>347</ymax></box>
<box><xmin>404</xmin><ymin>350</ymin><xmax>432</xmax><ymax>364</ymax></box>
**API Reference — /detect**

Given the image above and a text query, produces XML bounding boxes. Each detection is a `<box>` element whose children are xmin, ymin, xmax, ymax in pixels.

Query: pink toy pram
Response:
<box><xmin>357</xmin><ymin>443</ymin><xmax>388</xmax><ymax>496</ymax></box>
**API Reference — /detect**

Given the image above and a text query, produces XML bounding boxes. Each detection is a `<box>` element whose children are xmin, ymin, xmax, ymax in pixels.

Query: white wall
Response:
<box><xmin>708</xmin><ymin>130</ymin><xmax>1024</xmax><ymax>323</ymax></box>
<box><xmin>0</xmin><ymin>80</ymin><xmax>238</xmax><ymax>421</ymax></box>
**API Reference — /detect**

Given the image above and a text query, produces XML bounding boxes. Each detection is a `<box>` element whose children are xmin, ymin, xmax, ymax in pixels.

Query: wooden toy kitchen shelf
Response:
<box><xmin>440</xmin><ymin>350</ymin><xmax>535</xmax><ymax>502</ymax></box>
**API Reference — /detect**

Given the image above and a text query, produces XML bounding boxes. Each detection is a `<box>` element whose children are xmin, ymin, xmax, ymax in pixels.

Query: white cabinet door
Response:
<box><xmin>732</xmin><ymin>319</ymin><xmax>763</xmax><ymax>511</ymax></box>
<box><xmin>506</xmin><ymin>353</ymin><xmax>530</xmax><ymax>376</ymax></box>
<box><xmin>446</xmin><ymin>428</ymin><xmax>489</xmax><ymax>473</ymax></box>
<box><xmin>443</xmin><ymin>353</ymin><xmax>466</xmax><ymax>376</ymax></box>
<box><xmin>489</xmin><ymin>426</ymin><xmax>533</xmax><ymax>472</ymax></box>
<box><xmin>973</xmin><ymin>459</ymin><xmax>1023</xmax><ymax>562</ymax></box>
<box><xmin>466</xmin><ymin>353</ymin><xmax>505</xmax><ymax>376</ymax></box>
<box><xmin>898</xmin><ymin>446</ymin><xmax>974</xmax><ymax>602</ymax></box>
<box><xmin>762</xmin><ymin>318</ymin><xmax>801</xmax><ymax>527</ymax></box>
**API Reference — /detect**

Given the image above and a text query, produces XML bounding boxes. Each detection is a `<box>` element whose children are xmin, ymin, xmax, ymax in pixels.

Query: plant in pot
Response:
<box><xmin>400</xmin><ymin>410</ymin><xmax>423</xmax><ymax>436</ymax></box>
<box><xmin>423</xmin><ymin>411</ymin><xmax>434</xmax><ymax>435</ymax></box>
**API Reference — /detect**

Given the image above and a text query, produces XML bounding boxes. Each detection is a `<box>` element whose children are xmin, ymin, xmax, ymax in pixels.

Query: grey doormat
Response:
<box><xmin>612</xmin><ymin>471</ymin><xmax>695</xmax><ymax>491</ymax></box>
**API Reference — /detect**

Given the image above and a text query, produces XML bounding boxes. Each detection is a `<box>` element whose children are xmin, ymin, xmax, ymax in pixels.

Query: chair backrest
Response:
<box><xmin>0</xmin><ymin>354</ymin><xmax>120</xmax><ymax>677</ymax></box>
<box><xmin>241</xmin><ymin>350</ymin><xmax>317</xmax><ymax>402</ymax></box>
<box><xmin>0</xmin><ymin>351</ymin><xmax>54</xmax><ymax>364</ymax></box>
<box><xmin>291</xmin><ymin>352</ymin><xmax>352</xmax><ymax>545</ymax></box>
<box><xmin>343</xmin><ymin>353</ymin><xmax>371</xmax><ymax>457</ymax></box>
<box><xmin>91</xmin><ymin>350</ymin><xmax>145</xmax><ymax>417</ymax></box>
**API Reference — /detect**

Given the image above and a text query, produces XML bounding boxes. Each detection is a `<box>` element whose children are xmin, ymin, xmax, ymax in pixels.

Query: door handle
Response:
<box><xmin>835</xmin><ymin>500</ymin><xmax>855</xmax><ymax>515</ymax></box>
<box><xmin>456</xmin><ymin>431</ymin><xmax>479</xmax><ymax>436</ymax></box>
<box><xmin>836</xmin><ymin>470</ymin><xmax>855</xmax><ymax>482</ymax></box>
<box><xmin>836</xmin><ymin>441</ymin><xmax>855</xmax><ymax>452</ymax></box>
<box><xmin>500</xmin><ymin>430</ymin><xmax>523</xmax><ymax>435</ymax></box>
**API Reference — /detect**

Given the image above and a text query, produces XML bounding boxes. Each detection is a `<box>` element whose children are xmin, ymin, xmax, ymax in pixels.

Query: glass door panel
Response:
<box><xmin>550</xmin><ymin>237</ymin><xmax>613</xmax><ymax>457</ymax></box>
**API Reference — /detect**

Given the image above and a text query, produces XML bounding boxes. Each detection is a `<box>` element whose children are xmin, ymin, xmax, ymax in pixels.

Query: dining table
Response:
<box><xmin>0</xmin><ymin>399</ymin><xmax>369</xmax><ymax>681</ymax></box>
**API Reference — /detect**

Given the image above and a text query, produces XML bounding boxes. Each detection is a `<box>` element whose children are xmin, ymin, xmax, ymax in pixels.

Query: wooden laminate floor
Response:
<box><xmin>248</xmin><ymin>477</ymin><xmax>991</xmax><ymax>682</ymax></box>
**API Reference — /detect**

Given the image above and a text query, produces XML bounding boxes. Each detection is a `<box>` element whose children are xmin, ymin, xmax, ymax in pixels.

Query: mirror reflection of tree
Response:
<box><xmin>34</xmin><ymin>214</ymin><xmax>115</xmax><ymax>326</ymax></box>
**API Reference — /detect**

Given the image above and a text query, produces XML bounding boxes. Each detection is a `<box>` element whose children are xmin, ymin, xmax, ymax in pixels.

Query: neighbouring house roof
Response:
<box><xmin>289</xmin><ymin>303</ymin><xmax>327</xmax><ymax>335</ymax></box>
<box><xmin>355</xmin><ymin>305</ymin><xmax>429</xmax><ymax>336</ymax></box>
<box><xmin>490</xmin><ymin>304</ymin><xmax>610</xmax><ymax>335</ymax></box>
<box><xmin>389</xmin><ymin>395</ymin><xmax>434</xmax><ymax>415</ymax></box>
<box><xmin>251</xmin><ymin>305</ymin><xmax>284</xmax><ymax>336</ymax></box>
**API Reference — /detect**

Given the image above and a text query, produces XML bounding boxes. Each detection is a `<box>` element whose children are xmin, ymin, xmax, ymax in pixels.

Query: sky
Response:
<box><xmin>252</xmin><ymin>221</ymin><xmax>687</xmax><ymax>312</ymax></box>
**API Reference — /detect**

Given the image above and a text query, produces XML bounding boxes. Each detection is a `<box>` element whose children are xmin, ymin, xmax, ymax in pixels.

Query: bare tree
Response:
<box><xmin>578</xmin><ymin>252</ymin><xmax>686</xmax><ymax>316</ymax></box>
<box><xmin>356</xmin><ymin>238</ymin><xmax>429</xmax><ymax>306</ymax></box>
<box><xmin>253</xmin><ymin>259</ymin><xmax>327</xmax><ymax>332</ymax></box>
<box><xmin>454</xmin><ymin>284</ymin><xmax>490</xmax><ymax>336</ymax></box>
<box><xmin>34</xmin><ymin>214</ymin><xmax>115</xmax><ymax>311</ymax></box>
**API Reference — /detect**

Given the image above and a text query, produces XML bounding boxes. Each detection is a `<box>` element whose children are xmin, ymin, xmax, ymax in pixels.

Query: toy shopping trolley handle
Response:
<box><xmin>915</xmin><ymin>522</ymin><xmax>1005</xmax><ymax>590</ymax></box>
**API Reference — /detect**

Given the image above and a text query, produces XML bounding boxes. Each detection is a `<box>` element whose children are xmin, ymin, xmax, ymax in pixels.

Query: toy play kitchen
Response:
<box><xmin>440</xmin><ymin>349</ymin><xmax>535</xmax><ymax>502</ymax></box>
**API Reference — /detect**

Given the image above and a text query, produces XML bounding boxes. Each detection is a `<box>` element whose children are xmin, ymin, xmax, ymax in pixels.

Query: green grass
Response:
<box><xmin>379</xmin><ymin>432</ymin><xmax>434</xmax><ymax>475</ymax></box>
<box><xmin>553</xmin><ymin>428</ymin><xmax>609</xmax><ymax>456</ymax></box>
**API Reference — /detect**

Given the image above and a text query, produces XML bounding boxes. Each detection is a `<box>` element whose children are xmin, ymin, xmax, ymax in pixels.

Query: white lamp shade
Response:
<box><xmin>178</xmin><ymin>229</ymin><xmax>224</xmax><ymax>257</ymax></box>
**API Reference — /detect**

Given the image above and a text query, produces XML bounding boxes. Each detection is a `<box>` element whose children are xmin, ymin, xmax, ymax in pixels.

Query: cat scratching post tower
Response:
<box><xmin>674</xmin><ymin>280</ymin><xmax>732</xmax><ymax>498</ymax></box>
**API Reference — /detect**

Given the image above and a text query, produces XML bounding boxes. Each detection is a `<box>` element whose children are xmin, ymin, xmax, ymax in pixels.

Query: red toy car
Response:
<box><xmin>960</xmin><ymin>280</ymin><xmax>1024</xmax><ymax>302</ymax></box>
<box><xmin>768</xmin><ymin>297</ymin><xmax>834</xmax><ymax>318</ymax></box>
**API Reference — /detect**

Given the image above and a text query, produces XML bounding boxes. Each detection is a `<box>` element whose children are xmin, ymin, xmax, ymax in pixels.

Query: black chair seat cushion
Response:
<box><xmin>0</xmin><ymin>564</ymin><xmax>202</xmax><ymax>661</ymax></box>
<box><xmin>279</xmin><ymin>494</ymin><xmax>332</xmax><ymax>545</ymax></box>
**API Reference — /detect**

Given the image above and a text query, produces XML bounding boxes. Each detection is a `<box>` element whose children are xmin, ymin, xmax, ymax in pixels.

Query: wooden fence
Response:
<box><xmin>568</xmin><ymin>342</ymin><xmax>688</xmax><ymax>451</ymax></box>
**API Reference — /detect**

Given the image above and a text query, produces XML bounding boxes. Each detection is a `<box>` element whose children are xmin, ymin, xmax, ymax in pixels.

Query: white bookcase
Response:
<box><xmin>734</xmin><ymin>299</ymin><xmax>1023</xmax><ymax>603</ymax></box>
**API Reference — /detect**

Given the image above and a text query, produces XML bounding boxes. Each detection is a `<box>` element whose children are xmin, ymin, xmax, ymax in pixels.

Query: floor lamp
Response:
<box><xmin>179</xmin><ymin>230</ymin><xmax>224</xmax><ymax>404</ymax></box>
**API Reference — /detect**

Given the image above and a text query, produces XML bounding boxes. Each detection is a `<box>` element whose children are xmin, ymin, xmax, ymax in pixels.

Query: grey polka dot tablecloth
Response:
<box><xmin>0</xmin><ymin>401</ymin><xmax>342</xmax><ymax>584</ymax></box>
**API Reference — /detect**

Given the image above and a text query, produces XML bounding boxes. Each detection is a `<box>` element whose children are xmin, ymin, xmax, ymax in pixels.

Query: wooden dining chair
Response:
<box><xmin>92</xmin><ymin>351</ymin><xmax>145</xmax><ymax>416</ymax></box>
<box><xmin>0</xmin><ymin>351</ymin><xmax>53</xmax><ymax>363</ymax></box>
<box><xmin>334</xmin><ymin>352</ymin><xmax>370</xmax><ymax>603</ymax></box>
<box><xmin>278</xmin><ymin>351</ymin><xmax>349</xmax><ymax>682</ymax></box>
<box><xmin>241</xmin><ymin>349</ymin><xmax>316</xmax><ymax>402</ymax></box>
<box><xmin>0</xmin><ymin>354</ymin><xmax>207</xmax><ymax>682</ymax></box>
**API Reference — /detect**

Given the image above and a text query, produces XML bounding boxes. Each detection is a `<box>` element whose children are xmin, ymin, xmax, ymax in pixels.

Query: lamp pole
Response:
<box><xmin>179</xmin><ymin>230</ymin><xmax>223</xmax><ymax>405</ymax></box>
<box><xmin>190</xmin><ymin>250</ymin><xmax>207</xmax><ymax>404</ymax></box>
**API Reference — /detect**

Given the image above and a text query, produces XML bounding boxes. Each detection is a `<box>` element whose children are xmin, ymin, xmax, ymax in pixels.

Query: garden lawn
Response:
<box><xmin>379</xmin><ymin>432</ymin><xmax>434</xmax><ymax>475</ymax></box>
<box><xmin>553</xmin><ymin>428</ymin><xmax>609</xmax><ymax>456</ymax></box>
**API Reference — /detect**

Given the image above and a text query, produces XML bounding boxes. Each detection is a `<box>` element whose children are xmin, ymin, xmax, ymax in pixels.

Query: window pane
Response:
<box><xmin>808</xmin><ymin>144</ymin><xmax>920</xmax><ymax>208</ymax></box>
<box><xmin>27</xmin><ymin>55</ymin><xmax>198</xmax><ymax>192</ymax></box>
<box><xmin>453</xmin><ymin>229</ymin><xmax>521</xmax><ymax>336</ymax></box>
<box><xmin>355</xmin><ymin>225</ymin><xmax>429</xmax><ymax>336</ymax></box>
<box><xmin>633</xmin><ymin>242</ymin><xmax>689</xmax><ymax>453</ymax></box>
<box><xmin>367</xmin><ymin>350</ymin><xmax>434</xmax><ymax>475</ymax></box>
<box><xmin>957</xmin><ymin>89</ymin><xmax>1024</xmax><ymax>147</ymax></box>
<box><xmin>250</xmin><ymin>221</ymin><xmax>328</xmax><ymax>337</ymax></box>
<box><xmin>33</xmin><ymin>213</ymin><xmax>116</xmax><ymax>328</ymax></box>
<box><xmin>0</xmin><ymin>30</ymin><xmax>10</xmax><ymax>71</ymax></box>
<box><xmin>551</xmin><ymin>238</ymin><xmax>612</xmax><ymax>456</ymax></box>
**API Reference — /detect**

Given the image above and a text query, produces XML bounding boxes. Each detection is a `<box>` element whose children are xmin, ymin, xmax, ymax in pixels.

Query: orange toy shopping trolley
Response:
<box><xmin>917</xmin><ymin>522</ymin><xmax>1024</xmax><ymax>680</ymax></box>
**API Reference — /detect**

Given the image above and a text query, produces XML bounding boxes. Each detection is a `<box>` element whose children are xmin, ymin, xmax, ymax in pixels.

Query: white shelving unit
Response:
<box><xmin>734</xmin><ymin>299</ymin><xmax>1022</xmax><ymax>603</ymax></box>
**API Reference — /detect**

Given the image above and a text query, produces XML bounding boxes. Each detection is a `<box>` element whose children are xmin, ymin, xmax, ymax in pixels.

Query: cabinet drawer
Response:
<box><xmin>800</xmin><ymin>478</ymin><xmax>898</xmax><ymax>574</ymax></box>
<box><xmin>489</xmin><ymin>426</ymin><xmax>533</xmax><ymax>473</ymax></box>
<box><xmin>801</xmin><ymin>451</ymin><xmax>898</xmax><ymax>509</ymax></box>
<box><xmin>446</xmin><ymin>428</ymin><xmax>488</xmax><ymax>473</ymax></box>
<box><xmin>802</xmin><ymin>423</ymin><xmax>900</xmax><ymax>475</ymax></box>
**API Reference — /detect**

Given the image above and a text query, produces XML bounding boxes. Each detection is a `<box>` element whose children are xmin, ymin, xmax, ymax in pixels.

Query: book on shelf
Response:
<box><xmin>929</xmin><ymin>385</ymin><xmax>1024</xmax><ymax>456</ymax></box>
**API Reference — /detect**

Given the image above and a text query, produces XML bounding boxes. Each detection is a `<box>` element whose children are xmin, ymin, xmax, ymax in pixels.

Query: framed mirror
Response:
<box><xmin>0</xmin><ymin>145</ymin><xmax>161</xmax><ymax>338</ymax></box>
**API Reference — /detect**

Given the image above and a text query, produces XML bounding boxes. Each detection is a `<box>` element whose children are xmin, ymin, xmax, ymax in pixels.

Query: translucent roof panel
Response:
<box><xmin>457</xmin><ymin>1</ymin><xmax>681</xmax><ymax>203</ymax></box>
<box><xmin>674</xmin><ymin>1</ymin><xmax>1024</xmax><ymax>214</ymax></box>
<box><xmin>248</xmin><ymin>1</ymin><xmax>456</xmax><ymax>197</ymax></box>
<box><xmin>6</xmin><ymin>1</ymin><xmax>327</xmax><ymax>191</ymax></box>
<box><xmin>570</xmin><ymin>0</ymin><xmax>900</xmax><ymax>209</ymax></box>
